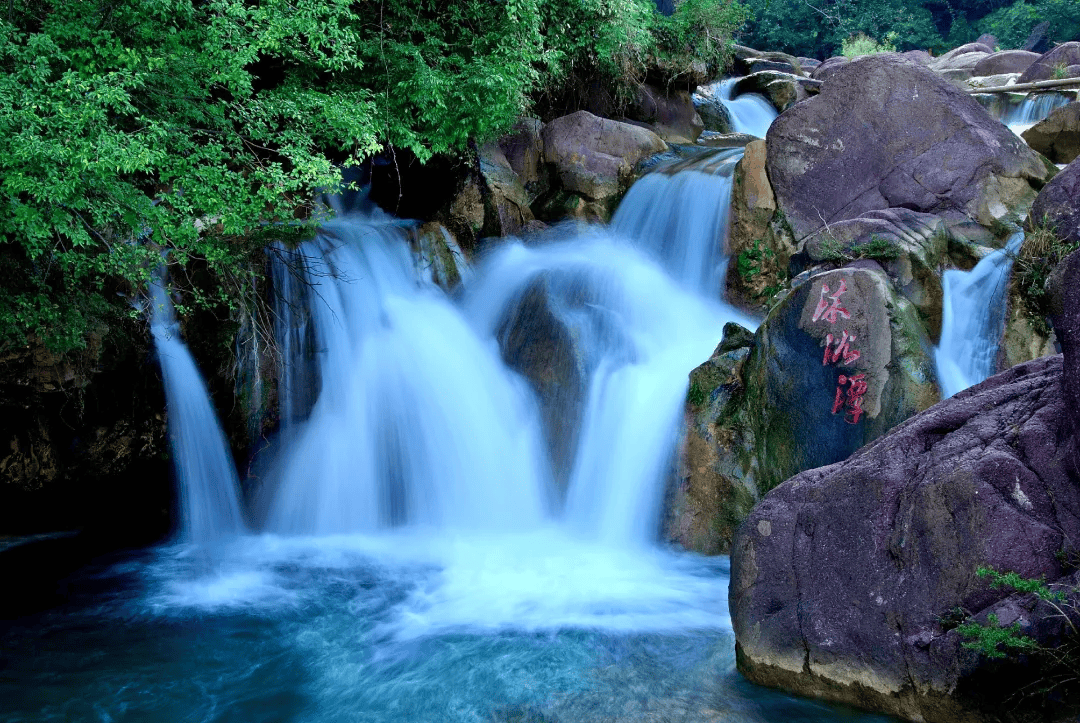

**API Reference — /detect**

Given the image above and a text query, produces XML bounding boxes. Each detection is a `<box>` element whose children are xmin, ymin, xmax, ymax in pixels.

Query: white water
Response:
<box><xmin>717</xmin><ymin>78</ymin><xmax>778</xmax><ymax>138</ymax></box>
<box><xmin>150</xmin><ymin>281</ymin><xmax>246</xmax><ymax>543</ymax></box>
<box><xmin>265</xmin><ymin>219</ymin><xmax>550</xmax><ymax>534</ymax></box>
<box><xmin>1003</xmin><ymin>92</ymin><xmax>1073</xmax><ymax>135</ymax></box>
<box><xmin>935</xmin><ymin>233</ymin><xmax>1024</xmax><ymax>398</ymax></box>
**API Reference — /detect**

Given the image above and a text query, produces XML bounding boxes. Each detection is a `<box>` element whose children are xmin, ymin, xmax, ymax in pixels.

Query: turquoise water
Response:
<box><xmin>1</xmin><ymin>533</ymin><xmax>892</xmax><ymax>723</ymax></box>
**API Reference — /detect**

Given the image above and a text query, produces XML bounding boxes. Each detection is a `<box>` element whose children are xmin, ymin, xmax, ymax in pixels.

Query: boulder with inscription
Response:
<box><xmin>766</xmin><ymin>55</ymin><xmax>1055</xmax><ymax>242</ymax></box>
<box><xmin>729</xmin><ymin>250</ymin><xmax>1080</xmax><ymax>721</ymax></box>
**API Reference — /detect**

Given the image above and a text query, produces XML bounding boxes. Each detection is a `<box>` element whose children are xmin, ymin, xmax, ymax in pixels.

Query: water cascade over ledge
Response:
<box><xmin>150</xmin><ymin>280</ymin><xmax>246</xmax><ymax>542</ymax></box>
<box><xmin>935</xmin><ymin>233</ymin><xmax>1024</xmax><ymax>398</ymax></box>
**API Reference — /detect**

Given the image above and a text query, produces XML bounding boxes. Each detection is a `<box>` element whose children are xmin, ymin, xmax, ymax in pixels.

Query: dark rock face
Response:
<box><xmin>1050</xmin><ymin>250</ymin><xmax>1080</xmax><ymax>440</ymax></box>
<box><xmin>1029</xmin><ymin>157</ymin><xmax>1080</xmax><ymax>244</ymax></box>
<box><xmin>626</xmin><ymin>84</ymin><xmax>704</xmax><ymax>144</ymax></box>
<box><xmin>971</xmin><ymin>50</ymin><xmax>1040</xmax><ymax>77</ymax></box>
<box><xmin>766</xmin><ymin>55</ymin><xmax>1054</xmax><ymax>241</ymax></box>
<box><xmin>1018</xmin><ymin>42</ymin><xmax>1080</xmax><ymax>83</ymax></box>
<box><xmin>1022</xmin><ymin>101</ymin><xmax>1080</xmax><ymax>164</ymax></box>
<box><xmin>811</xmin><ymin>57</ymin><xmax>849</xmax><ymax>82</ymax></box>
<box><xmin>731</xmin><ymin>352</ymin><xmax>1080</xmax><ymax>722</ymax></box>
<box><xmin>0</xmin><ymin>329</ymin><xmax>170</xmax><ymax>542</ymax></box>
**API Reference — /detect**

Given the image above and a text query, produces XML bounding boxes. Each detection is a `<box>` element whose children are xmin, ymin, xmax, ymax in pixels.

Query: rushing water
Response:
<box><xmin>1000</xmin><ymin>91</ymin><xmax>1074</xmax><ymax>135</ymax></box>
<box><xmin>1</xmin><ymin>96</ymin><xmax>891</xmax><ymax>722</ymax></box>
<box><xmin>150</xmin><ymin>280</ymin><xmax>246</xmax><ymax>543</ymax></box>
<box><xmin>935</xmin><ymin>233</ymin><xmax>1024</xmax><ymax>398</ymax></box>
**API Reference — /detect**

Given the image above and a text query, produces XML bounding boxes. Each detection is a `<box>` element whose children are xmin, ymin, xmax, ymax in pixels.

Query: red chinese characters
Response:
<box><xmin>832</xmin><ymin>373</ymin><xmax>868</xmax><ymax>424</ymax></box>
<box><xmin>811</xmin><ymin>278</ymin><xmax>867</xmax><ymax>424</ymax></box>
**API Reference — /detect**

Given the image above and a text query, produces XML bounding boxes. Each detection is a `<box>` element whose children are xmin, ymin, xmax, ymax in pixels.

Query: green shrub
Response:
<box><xmin>841</xmin><ymin>32</ymin><xmax>897</xmax><ymax>57</ymax></box>
<box><xmin>817</xmin><ymin>235</ymin><xmax>902</xmax><ymax>263</ymax></box>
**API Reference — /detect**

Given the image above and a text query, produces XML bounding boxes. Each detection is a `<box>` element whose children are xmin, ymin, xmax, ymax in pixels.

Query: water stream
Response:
<box><xmin>935</xmin><ymin>233</ymin><xmax>1024</xmax><ymax>398</ymax></box>
<box><xmin>2</xmin><ymin>89</ymin><xmax>889</xmax><ymax>723</ymax></box>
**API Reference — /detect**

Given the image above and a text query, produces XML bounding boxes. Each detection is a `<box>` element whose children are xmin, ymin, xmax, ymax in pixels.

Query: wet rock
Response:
<box><xmin>693</xmin><ymin>87</ymin><xmax>734</xmax><ymax>134</ymax></box>
<box><xmin>766</xmin><ymin>55</ymin><xmax>1055</xmax><ymax>242</ymax></box>
<box><xmin>498</xmin><ymin>118</ymin><xmax>546</xmax><ymax>198</ymax></box>
<box><xmin>1018</xmin><ymin>41</ymin><xmax>1080</xmax><ymax>83</ymax></box>
<box><xmin>1029</xmin><ymin>157</ymin><xmax>1080</xmax><ymax>243</ymax></box>
<box><xmin>697</xmin><ymin>131</ymin><xmax>760</xmax><ymax>148</ymax></box>
<box><xmin>668</xmin><ymin>323</ymin><xmax>756</xmax><ymax>554</ymax></box>
<box><xmin>733</xmin><ymin>71</ymin><xmax>819</xmax><ymax>113</ymax></box>
<box><xmin>627</xmin><ymin>84</ymin><xmax>704</xmax><ymax>144</ymax></box>
<box><xmin>731</xmin><ymin>348</ymin><xmax>1080</xmax><ymax>723</ymax></box>
<box><xmin>540</xmin><ymin>111</ymin><xmax>667</xmax><ymax>214</ymax></box>
<box><xmin>726</xmin><ymin>140</ymin><xmax>796</xmax><ymax>308</ymax></box>
<box><xmin>972</xmin><ymin>49</ymin><xmax>1040</xmax><ymax>77</ymax></box>
<box><xmin>798</xmin><ymin>209</ymin><xmax>948</xmax><ymax>340</ymax></box>
<box><xmin>479</xmin><ymin>142</ymin><xmax>536</xmax><ymax>237</ymax></box>
<box><xmin>411</xmin><ymin>222</ymin><xmax>468</xmax><ymax>290</ymax></box>
<box><xmin>1022</xmin><ymin>101</ymin><xmax>1080</xmax><ymax>164</ymax></box>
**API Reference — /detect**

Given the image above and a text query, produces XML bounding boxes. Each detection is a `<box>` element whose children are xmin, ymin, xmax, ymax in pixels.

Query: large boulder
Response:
<box><xmin>730</xmin><ymin>253</ymin><xmax>1080</xmax><ymax>721</ymax></box>
<box><xmin>766</xmin><ymin>55</ymin><xmax>1055</xmax><ymax>242</ymax></box>
<box><xmin>671</xmin><ymin>262</ymin><xmax>940</xmax><ymax>554</ymax></box>
<box><xmin>479</xmin><ymin>142</ymin><xmax>535</xmax><ymax>237</ymax></box>
<box><xmin>1022</xmin><ymin>101</ymin><xmax>1080</xmax><ymax>164</ymax></box>
<box><xmin>497</xmin><ymin>118</ymin><xmax>546</xmax><ymax>199</ymax></box>
<box><xmin>1028</xmin><ymin>157</ymin><xmax>1080</xmax><ymax>243</ymax></box>
<box><xmin>971</xmin><ymin>50</ymin><xmax>1040</xmax><ymax>77</ymax></box>
<box><xmin>692</xmin><ymin>86</ymin><xmax>734</xmax><ymax>134</ymax></box>
<box><xmin>1018</xmin><ymin>41</ymin><xmax>1080</xmax><ymax>84</ymax></box>
<box><xmin>811</xmin><ymin>57</ymin><xmax>849</xmax><ymax>82</ymax></box>
<box><xmin>540</xmin><ymin>111</ymin><xmax>667</xmax><ymax>215</ymax></box>
<box><xmin>1022</xmin><ymin>21</ymin><xmax>1052</xmax><ymax>53</ymax></box>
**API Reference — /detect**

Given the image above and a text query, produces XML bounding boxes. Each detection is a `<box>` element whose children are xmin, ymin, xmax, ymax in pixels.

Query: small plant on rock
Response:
<box><xmin>841</xmin><ymin>32</ymin><xmax>897</xmax><ymax>58</ymax></box>
<box><xmin>817</xmin><ymin>235</ymin><xmax>902</xmax><ymax>264</ymax></box>
<box><xmin>1010</xmin><ymin>224</ymin><xmax>1080</xmax><ymax>335</ymax></box>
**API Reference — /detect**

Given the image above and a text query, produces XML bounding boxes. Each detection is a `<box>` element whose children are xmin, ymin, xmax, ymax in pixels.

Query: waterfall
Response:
<box><xmin>460</xmin><ymin>231</ymin><xmax>747</xmax><ymax>545</ymax></box>
<box><xmin>935</xmin><ymin>233</ymin><xmax>1024</xmax><ymax>398</ymax></box>
<box><xmin>610</xmin><ymin>149</ymin><xmax>742</xmax><ymax>298</ymax></box>
<box><xmin>265</xmin><ymin>217</ymin><xmax>551</xmax><ymax>534</ymax></box>
<box><xmin>715</xmin><ymin>78</ymin><xmax>778</xmax><ymax>138</ymax></box>
<box><xmin>150</xmin><ymin>281</ymin><xmax>246</xmax><ymax>543</ymax></box>
<box><xmin>1002</xmin><ymin>92</ymin><xmax>1073</xmax><ymax>135</ymax></box>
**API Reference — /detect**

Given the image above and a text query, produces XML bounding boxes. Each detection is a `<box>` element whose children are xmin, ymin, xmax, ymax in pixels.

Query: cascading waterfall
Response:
<box><xmin>611</xmin><ymin>149</ymin><xmax>743</xmax><ymax>297</ymax></box>
<box><xmin>712</xmin><ymin>78</ymin><xmax>778</xmax><ymax>138</ymax></box>
<box><xmin>265</xmin><ymin>217</ymin><xmax>551</xmax><ymax>534</ymax></box>
<box><xmin>935</xmin><ymin>233</ymin><xmax>1024</xmax><ymax>398</ymax></box>
<box><xmin>149</xmin><ymin>280</ymin><xmax>246</xmax><ymax>543</ymax></box>
<box><xmin>1001</xmin><ymin>91</ymin><xmax>1074</xmax><ymax>135</ymax></box>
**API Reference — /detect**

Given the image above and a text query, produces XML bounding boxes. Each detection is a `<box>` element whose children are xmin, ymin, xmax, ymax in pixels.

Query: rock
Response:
<box><xmin>1018</xmin><ymin>41</ymin><xmax>1080</xmax><ymax>83</ymax></box>
<box><xmin>741</xmin><ymin>264</ymin><xmax>938</xmax><ymax>494</ymax></box>
<box><xmin>731</xmin><ymin>44</ymin><xmax>764</xmax><ymax>75</ymax></box>
<box><xmin>1022</xmin><ymin>101</ymin><xmax>1080</xmax><ymax>163</ymax></box>
<box><xmin>733</xmin><ymin>72</ymin><xmax>820</xmax><ymax>112</ymax></box>
<box><xmin>1050</xmin><ymin>250</ymin><xmax>1080</xmax><ymax>438</ymax></box>
<box><xmin>540</xmin><ymin>111</ymin><xmax>667</xmax><ymax>211</ymax></box>
<box><xmin>965</xmin><ymin>72</ymin><xmax>1020</xmax><ymax>90</ymax></box>
<box><xmin>1029</xmin><ymin>157</ymin><xmax>1080</xmax><ymax>244</ymax></box>
<box><xmin>668</xmin><ymin>323</ymin><xmax>757</xmax><ymax>554</ymax></box>
<box><xmin>811</xmin><ymin>57</ymin><xmax>849</xmax><ymax>82</ymax></box>
<box><xmin>448</xmin><ymin>178</ymin><xmax>485</xmax><ymax>241</ymax></box>
<box><xmin>692</xmin><ymin>88</ymin><xmax>734</xmax><ymax>134</ymax></box>
<box><xmin>1022</xmin><ymin>21</ymin><xmax>1052</xmax><ymax>53</ymax></box>
<box><xmin>726</xmin><ymin>140</ymin><xmax>796</xmax><ymax>307</ymax></box>
<box><xmin>797</xmin><ymin>57</ymin><xmax>821</xmax><ymax>70</ymax></box>
<box><xmin>765</xmin><ymin>55</ymin><xmax>1055</xmax><ymax>241</ymax></box>
<box><xmin>937</xmin><ymin>42</ymin><xmax>994</xmax><ymax>62</ymax></box>
<box><xmin>976</xmin><ymin>33</ymin><xmax>998</xmax><ymax>50</ymax></box>
<box><xmin>971</xmin><ymin>49</ymin><xmax>1040</xmax><ymax>76</ymax></box>
<box><xmin>627</xmin><ymin>84</ymin><xmax>704</xmax><ymax>144</ymax></box>
<box><xmin>697</xmin><ymin>131</ymin><xmax>760</xmax><ymax>148</ymax></box>
<box><xmin>798</xmin><ymin>209</ymin><xmax>948</xmax><ymax>339</ymax></box>
<box><xmin>748</xmin><ymin>59</ymin><xmax>796</xmax><ymax>74</ymax></box>
<box><xmin>901</xmin><ymin>49</ymin><xmax>933</xmax><ymax>65</ymax></box>
<box><xmin>731</xmin><ymin>348</ymin><xmax>1080</xmax><ymax>722</ymax></box>
<box><xmin>479</xmin><ymin>142</ymin><xmax>535</xmax><ymax>237</ymax></box>
<box><xmin>498</xmin><ymin>118</ymin><xmax>545</xmax><ymax>198</ymax></box>
<box><xmin>930</xmin><ymin>48</ymin><xmax>991</xmax><ymax>82</ymax></box>
<box><xmin>411</xmin><ymin>222</ymin><xmax>468</xmax><ymax>290</ymax></box>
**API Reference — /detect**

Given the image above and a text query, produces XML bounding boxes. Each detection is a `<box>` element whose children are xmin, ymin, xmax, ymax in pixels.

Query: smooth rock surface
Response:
<box><xmin>765</xmin><ymin>55</ymin><xmax>1055</xmax><ymax>241</ymax></box>
<box><xmin>1018</xmin><ymin>41</ymin><xmax>1080</xmax><ymax>83</ymax></box>
<box><xmin>1022</xmin><ymin>101</ymin><xmax>1080</xmax><ymax>164</ymax></box>
<box><xmin>1029</xmin><ymin>157</ymin><xmax>1080</xmax><ymax>243</ymax></box>
<box><xmin>971</xmin><ymin>49</ymin><xmax>1039</xmax><ymax>76</ymax></box>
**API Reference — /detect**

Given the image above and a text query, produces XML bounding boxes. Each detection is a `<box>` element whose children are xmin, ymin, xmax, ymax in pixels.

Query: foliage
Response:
<box><xmin>1</xmin><ymin>0</ymin><xmax>747</xmax><ymax>352</ymax></box>
<box><xmin>841</xmin><ymin>32</ymin><xmax>898</xmax><ymax>56</ymax></box>
<box><xmin>957</xmin><ymin>566</ymin><xmax>1080</xmax><ymax>712</ymax></box>
<box><xmin>817</xmin><ymin>235</ymin><xmax>902</xmax><ymax>264</ymax></box>
<box><xmin>977</xmin><ymin>0</ymin><xmax>1080</xmax><ymax>50</ymax></box>
<box><xmin>1010</xmin><ymin>224</ymin><xmax>1080</xmax><ymax>335</ymax></box>
<box><xmin>736</xmin><ymin>239</ymin><xmax>785</xmax><ymax>299</ymax></box>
